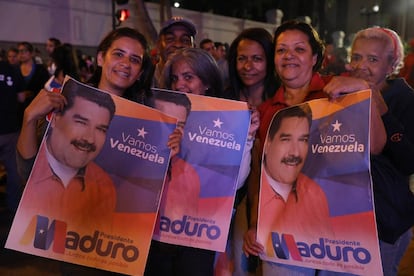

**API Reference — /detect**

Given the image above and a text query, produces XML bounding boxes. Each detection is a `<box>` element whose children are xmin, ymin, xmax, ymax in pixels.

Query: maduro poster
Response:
<box><xmin>150</xmin><ymin>89</ymin><xmax>250</xmax><ymax>252</ymax></box>
<box><xmin>6</xmin><ymin>78</ymin><xmax>177</xmax><ymax>275</ymax></box>
<box><xmin>257</xmin><ymin>90</ymin><xmax>382</xmax><ymax>275</ymax></box>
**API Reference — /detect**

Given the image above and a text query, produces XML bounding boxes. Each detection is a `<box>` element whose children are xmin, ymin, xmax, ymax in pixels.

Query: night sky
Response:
<box><xmin>146</xmin><ymin>0</ymin><xmax>319</xmax><ymax>23</ymax></box>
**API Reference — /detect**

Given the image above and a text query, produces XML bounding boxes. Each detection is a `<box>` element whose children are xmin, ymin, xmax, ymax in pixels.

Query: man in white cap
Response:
<box><xmin>153</xmin><ymin>16</ymin><xmax>197</xmax><ymax>87</ymax></box>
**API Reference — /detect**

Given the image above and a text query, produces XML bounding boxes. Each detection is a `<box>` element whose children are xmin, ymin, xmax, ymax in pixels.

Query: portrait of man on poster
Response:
<box><xmin>149</xmin><ymin>89</ymin><xmax>201</xmax><ymax>220</ymax></box>
<box><xmin>260</xmin><ymin>104</ymin><xmax>333</xmax><ymax>248</ymax></box>
<box><xmin>20</xmin><ymin>79</ymin><xmax>117</xmax><ymax>230</ymax></box>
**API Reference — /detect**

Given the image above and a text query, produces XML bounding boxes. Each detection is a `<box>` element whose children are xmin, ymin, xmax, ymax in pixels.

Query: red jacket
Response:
<box><xmin>257</xmin><ymin>73</ymin><xmax>330</xmax><ymax>147</ymax></box>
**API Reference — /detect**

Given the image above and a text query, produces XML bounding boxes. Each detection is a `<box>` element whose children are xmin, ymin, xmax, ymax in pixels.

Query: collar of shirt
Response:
<box><xmin>45</xmin><ymin>144</ymin><xmax>86</xmax><ymax>189</ymax></box>
<box><xmin>269</xmin><ymin>73</ymin><xmax>328</xmax><ymax>107</ymax></box>
<box><xmin>264</xmin><ymin>167</ymin><xmax>292</xmax><ymax>202</ymax></box>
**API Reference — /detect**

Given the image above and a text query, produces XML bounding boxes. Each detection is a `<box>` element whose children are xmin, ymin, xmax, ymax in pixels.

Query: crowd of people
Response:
<box><xmin>0</xmin><ymin>14</ymin><xmax>413</xmax><ymax>276</ymax></box>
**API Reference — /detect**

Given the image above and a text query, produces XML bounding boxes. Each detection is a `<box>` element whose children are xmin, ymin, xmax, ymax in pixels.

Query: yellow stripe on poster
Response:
<box><xmin>309</xmin><ymin>90</ymin><xmax>371</xmax><ymax>120</ymax></box>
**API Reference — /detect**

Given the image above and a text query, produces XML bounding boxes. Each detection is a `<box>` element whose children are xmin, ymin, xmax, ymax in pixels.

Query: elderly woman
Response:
<box><xmin>324</xmin><ymin>26</ymin><xmax>414</xmax><ymax>276</ymax></box>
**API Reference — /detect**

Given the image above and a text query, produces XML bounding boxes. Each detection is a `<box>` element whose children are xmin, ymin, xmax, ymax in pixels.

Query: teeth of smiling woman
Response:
<box><xmin>115</xmin><ymin>69</ymin><xmax>129</xmax><ymax>77</ymax></box>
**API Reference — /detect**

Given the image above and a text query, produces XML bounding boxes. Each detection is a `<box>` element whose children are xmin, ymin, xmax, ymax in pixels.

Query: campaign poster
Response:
<box><xmin>150</xmin><ymin>89</ymin><xmax>250</xmax><ymax>252</ymax></box>
<box><xmin>6</xmin><ymin>78</ymin><xmax>177</xmax><ymax>275</ymax></box>
<box><xmin>257</xmin><ymin>90</ymin><xmax>383</xmax><ymax>275</ymax></box>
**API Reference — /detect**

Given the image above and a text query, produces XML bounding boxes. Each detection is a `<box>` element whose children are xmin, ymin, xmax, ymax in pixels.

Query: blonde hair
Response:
<box><xmin>352</xmin><ymin>27</ymin><xmax>404</xmax><ymax>75</ymax></box>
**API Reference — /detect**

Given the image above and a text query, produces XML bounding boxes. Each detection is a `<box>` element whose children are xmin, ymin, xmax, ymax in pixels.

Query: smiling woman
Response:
<box><xmin>14</xmin><ymin>27</ymin><xmax>182</xmax><ymax>275</ymax></box>
<box><xmin>88</xmin><ymin>27</ymin><xmax>154</xmax><ymax>103</ymax></box>
<box><xmin>242</xmin><ymin>20</ymin><xmax>332</xmax><ymax>276</ymax></box>
<box><xmin>322</xmin><ymin>26</ymin><xmax>414</xmax><ymax>276</ymax></box>
<box><xmin>224</xmin><ymin>27</ymin><xmax>278</xmax><ymax>105</ymax></box>
<box><xmin>161</xmin><ymin>47</ymin><xmax>223</xmax><ymax>97</ymax></box>
<box><xmin>220</xmin><ymin>27</ymin><xmax>278</xmax><ymax>276</ymax></box>
<box><xmin>16</xmin><ymin>27</ymin><xmax>156</xmax><ymax>165</ymax></box>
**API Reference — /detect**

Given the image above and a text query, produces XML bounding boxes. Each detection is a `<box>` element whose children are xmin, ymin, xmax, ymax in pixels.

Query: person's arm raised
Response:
<box><xmin>17</xmin><ymin>89</ymin><xmax>67</xmax><ymax>159</ymax></box>
<box><xmin>242</xmin><ymin>139</ymin><xmax>264</xmax><ymax>257</ymax></box>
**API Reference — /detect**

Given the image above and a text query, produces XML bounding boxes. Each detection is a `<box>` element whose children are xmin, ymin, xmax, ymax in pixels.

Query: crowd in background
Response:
<box><xmin>0</xmin><ymin>15</ymin><xmax>414</xmax><ymax>276</ymax></box>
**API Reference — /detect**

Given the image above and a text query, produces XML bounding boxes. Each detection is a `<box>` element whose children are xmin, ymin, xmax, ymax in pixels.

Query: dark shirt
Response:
<box><xmin>371</xmin><ymin>77</ymin><xmax>414</xmax><ymax>243</ymax></box>
<box><xmin>21</xmin><ymin>62</ymin><xmax>49</xmax><ymax>104</ymax></box>
<box><xmin>381</xmin><ymin>78</ymin><xmax>414</xmax><ymax>174</ymax></box>
<box><xmin>0</xmin><ymin>61</ymin><xmax>23</xmax><ymax>134</ymax></box>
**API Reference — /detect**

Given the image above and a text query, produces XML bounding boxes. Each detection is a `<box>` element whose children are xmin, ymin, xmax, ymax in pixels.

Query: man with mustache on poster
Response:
<box><xmin>259</xmin><ymin>104</ymin><xmax>333</xmax><ymax>257</ymax></box>
<box><xmin>19</xmin><ymin>79</ymin><xmax>117</xmax><ymax>231</ymax></box>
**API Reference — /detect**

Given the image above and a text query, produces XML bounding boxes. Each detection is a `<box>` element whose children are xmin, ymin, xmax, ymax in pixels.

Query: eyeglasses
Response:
<box><xmin>18</xmin><ymin>49</ymin><xmax>29</xmax><ymax>53</ymax></box>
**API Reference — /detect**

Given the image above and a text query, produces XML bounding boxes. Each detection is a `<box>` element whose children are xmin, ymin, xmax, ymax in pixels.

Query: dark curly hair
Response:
<box><xmin>274</xmin><ymin>20</ymin><xmax>325</xmax><ymax>72</ymax></box>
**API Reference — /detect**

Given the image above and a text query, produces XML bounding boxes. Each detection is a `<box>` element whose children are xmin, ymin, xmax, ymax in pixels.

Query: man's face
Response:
<box><xmin>48</xmin><ymin>96</ymin><xmax>111</xmax><ymax>169</ymax></box>
<box><xmin>46</xmin><ymin>40</ymin><xmax>55</xmax><ymax>55</ymax></box>
<box><xmin>159</xmin><ymin>25</ymin><xmax>194</xmax><ymax>61</ymax></box>
<box><xmin>154</xmin><ymin>99</ymin><xmax>187</xmax><ymax>130</ymax></box>
<box><xmin>201</xmin><ymin>42</ymin><xmax>216</xmax><ymax>57</ymax></box>
<box><xmin>18</xmin><ymin>46</ymin><xmax>32</xmax><ymax>63</ymax></box>
<box><xmin>264</xmin><ymin>116</ymin><xmax>309</xmax><ymax>185</ymax></box>
<box><xmin>7</xmin><ymin>51</ymin><xmax>18</xmax><ymax>65</ymax></box>
<box><xmin>216</xmin><ymin>45</ymin><xmax>226</xmax><ymax>60</ymax></box>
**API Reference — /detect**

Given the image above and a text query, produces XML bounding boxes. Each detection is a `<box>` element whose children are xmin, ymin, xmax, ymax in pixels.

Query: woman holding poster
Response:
<box><xmin>19</xmin><ymin>28</ymin><xmax>151</xmax><ymax>178</ymax></box>
<box><xmin>324</xmin><ymin>26</ymin><xmax>414</xmax><ymax>276</ymax></box>
<box><xmin>18</xmin><ymin>27</ymin><xmax>182</xmax><ymax>181</ymax></box>
<box><xmin>15</xmin><ymin>27</ymin><xmax>181</xmax><ymax>275</ymax></box>
<box><xmin>243</xmin><ymin>20</ymin><xmax>387</xmax><ymax>275</ymax></box>
<box><xmin>145</xmin><ymin>48</ymin><xmax>223</xmax><ymax>276</ymax></box>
